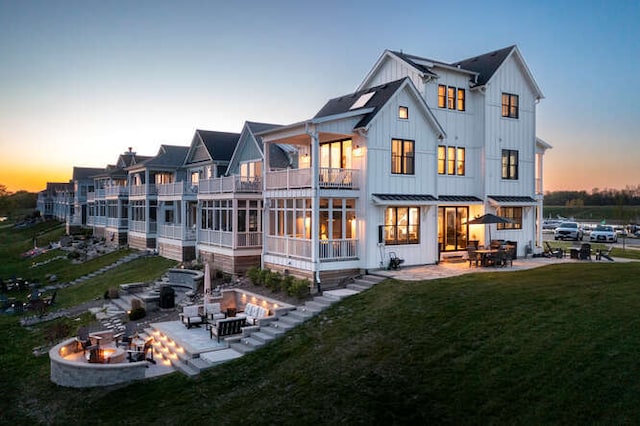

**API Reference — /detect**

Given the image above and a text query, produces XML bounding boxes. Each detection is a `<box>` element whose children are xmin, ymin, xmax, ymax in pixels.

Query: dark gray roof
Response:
<box><xmin>142</xmin><ymin>145</ymin><xmax>190</xmax><ymax>168</ymax></box>
<box><xmin>269</xmin><ymin>144</ymin><xmax>292</xmax><ymax>169</ymax></box>
<box><xmin>72</xmin><ymin>167</ymin><xmax>104</xmax><ymax>181</ymax></box>
<box><xmin>453</xmin><ymin>45</ymin><xmax>515</xmax><ymax>86</ymax></box>
<box><xmin>246</xmin><ymin>121</ymin><xmax>282</xmax><ymax>135</ymax></box>
<box><xmin>489</xmin><ymin>195</ymin><xmax>537</xmax><ymax>203</ymax></box>
<box><xmin>373</xmin><ymin>193</ymin><xmax>437</xmax><ymax>202</ymax></box>
<box><xmin>197</xmin><ymin>130</ymin><xmax>240</xmax><ymax>162</ymax></box>
<box><xmin>314</xmin><ymin>78</ymin><xmax>407</xmax><ymax>129</ymax></box>
<box><xmin>438</xmin><ymin>195</ymin><xmax>483</xmax><ymax>202</ymax></box>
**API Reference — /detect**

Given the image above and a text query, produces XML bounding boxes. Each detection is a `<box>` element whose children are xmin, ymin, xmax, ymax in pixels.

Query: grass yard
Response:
<box><xmin>3</xmin><ymin>261</ymin><xmax>640</xmax><ymax>423</ymax></box>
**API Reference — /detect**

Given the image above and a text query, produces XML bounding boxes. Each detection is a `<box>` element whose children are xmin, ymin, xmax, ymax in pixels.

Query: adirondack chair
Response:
<box><xmin>596</xmin><ymin>245</ymin><xmax>614</xmax><ymax>261</ymax></box>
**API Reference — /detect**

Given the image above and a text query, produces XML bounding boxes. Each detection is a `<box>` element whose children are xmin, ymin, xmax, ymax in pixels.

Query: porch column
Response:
<box><xmin>195</xmin><ymin>200</ymin><xmax>202</xmax><ymax>261</ymax></box>
<box><xmin>232</xmin><ymin>198</ymin><xmax>238</xmax><ymax>249</ymax></box>
<box><xmin>309</xmin><ymin>126</ymin><xmax>320</xmax><ymax>285</ymax></box>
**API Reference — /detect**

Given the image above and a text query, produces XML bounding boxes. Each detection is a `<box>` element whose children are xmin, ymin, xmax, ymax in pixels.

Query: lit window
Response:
<box><xmin>447</xmin><ymin>87</ymin><xmax>455</xmax><ymax>109</ymax></box>
<box><xmin>385</xmin><ymin>206</ymin><xmax>420</xmax><ymax>245</ymax></box>
<box><xmin>497</xmin><ymin>207</ymin><xmax>522</xmax><ymax>230</ymax></box>
<box><xmin>447</xmin><ymin>147</ymin><xmax>456</xmax><ymax>175</ymax></box>
<box><xmin>501</xmin><ymin>149</ymin><xmax>519</xmax><ymax>179</ymax></box>
<box><xmin>391</xmin><ymin>139</ymin><xmax>414</xmax><ymax>175</ymax></box>
<box><xmin>438</xmin><ymin>85</ymin><xmax>446</xmax><ymax>108</ymax></box>
<box><xmin>456</xmin><ymin>148</ymin><xmax>465</xmax><ymax>175</ymax></box>
<box><xmin>437</xmin><ymin>145</ymin><xmax>446</xmax><ymax>174</ymax></box>
<box><xmin>457</xmin><ymin>89</ymin><xmax>465</xmax><ymax>111</ymax></box>
<box><xmin>398</xmin><ymin>106</ymin><xmax>409</xmax><ymax>119</ymax></box>
<box><xmin>502</xmin><ymin>93</ymin><xmax>519</xmax><ymax>118</ymax></box>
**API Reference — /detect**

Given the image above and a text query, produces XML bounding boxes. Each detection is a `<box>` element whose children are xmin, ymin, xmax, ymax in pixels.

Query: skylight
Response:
<box><xmin>349</xmin><ymin>91</ymin><xmax>375</xmax><ymax>110</ymax></box>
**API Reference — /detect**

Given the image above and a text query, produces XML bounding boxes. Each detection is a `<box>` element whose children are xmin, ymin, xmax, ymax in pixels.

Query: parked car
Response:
<box><xmin>590</xmin><ymin>225</ymin><xmax>618</xmax><ymax>243</ymax></box>
<box><xmin>554</xmin><ymin>222</ymin><xmax>584</xmax><ymax>241</ymax></box>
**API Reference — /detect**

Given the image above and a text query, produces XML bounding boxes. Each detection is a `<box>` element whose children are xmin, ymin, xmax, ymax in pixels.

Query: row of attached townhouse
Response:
<box><xmin>37</xmin><ymin>45</ymin><xmax>551</xmax><ymax>288</ymax></box>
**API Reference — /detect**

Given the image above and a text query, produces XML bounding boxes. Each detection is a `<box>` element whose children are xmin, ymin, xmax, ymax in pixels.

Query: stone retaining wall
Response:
<box><xmin>49</xmin><ymin>338</ymin><xmax>147</xmax><ymax>388</ymax></box>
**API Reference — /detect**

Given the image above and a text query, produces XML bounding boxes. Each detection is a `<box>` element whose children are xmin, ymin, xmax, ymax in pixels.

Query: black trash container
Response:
<box><xmin>159</xmin><ymin>286</ymin><xmax>175</xmax><ymax>309</ymax></box>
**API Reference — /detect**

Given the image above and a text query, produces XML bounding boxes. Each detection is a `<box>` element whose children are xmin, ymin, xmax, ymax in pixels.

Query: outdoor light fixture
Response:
<box><xmin>353</xmin><ymin>145</ymin><xmax>363</xmax><ymax>156</ymax></box>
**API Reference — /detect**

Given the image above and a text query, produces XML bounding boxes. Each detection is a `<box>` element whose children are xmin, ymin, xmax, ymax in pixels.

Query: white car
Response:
<box><xmin>554</xmin><ymin>222</ymin><xmax>583</xmax><ymax>241</ymax></box>
<box><xmin>590</xmin><ymin>225</ymin><xmax>617</xmax><ymax>243</ymax></box>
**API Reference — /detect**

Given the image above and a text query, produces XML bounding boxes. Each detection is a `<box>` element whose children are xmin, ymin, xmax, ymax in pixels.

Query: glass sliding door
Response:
<box><xmin>438</xmin><ymin>207</ymin><xmax>469</xmax><ymax>251</ymax></box>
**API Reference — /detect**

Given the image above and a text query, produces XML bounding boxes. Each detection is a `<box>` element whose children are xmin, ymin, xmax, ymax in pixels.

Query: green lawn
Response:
<box><xmin>3</xmin><ymin>223</ymin><xmax>640</xmax><ymax>423</ymax></box>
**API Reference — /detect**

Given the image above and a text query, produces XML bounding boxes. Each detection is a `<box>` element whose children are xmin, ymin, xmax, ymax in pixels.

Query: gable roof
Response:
<box><xmin>226</xmin><ymin>121</ymin><xmax>291</xmax><ymax>174</ymax></box>
<box><xmin>140</xmin><ymin>145</ymin><xmax>190</xmax><ymax>168</ymax></box>
<box><xmin>314</xmin><ymin>77</ymin><xmax>445</xmax><ymax>137</ymax></box>
<box><xmin>72</xmin><ymin>167</ymin><xmax>104</xmax><ymax>181</ymax></box>
<box><xmin>196</xmin><ymin>130</ymin><xmax>240</xmax><ymax>162</ymax></box>
<box><xmin>452</xmin><ymin>45</ymin><xmax>515</xmax><ymax>86</ymax></box>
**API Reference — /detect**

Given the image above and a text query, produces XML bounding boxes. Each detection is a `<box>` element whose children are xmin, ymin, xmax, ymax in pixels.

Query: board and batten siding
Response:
<box><xmin>362</xmin><ymin>55</ymin><xmax>423</xmax><ymax>91</ymax></box>
<box><xmin>483</xmin><ymin>56</ymin><xmax>537</xmax><ymax>197</ymax></box>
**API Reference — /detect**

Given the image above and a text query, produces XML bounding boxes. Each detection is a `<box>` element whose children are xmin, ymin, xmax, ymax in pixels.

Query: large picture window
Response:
<box><xmin>497</xmin><ymin>207</ymin><xmax>523</xmax><ymax>230</ymax></box>
<box><xmin>391</xmin><ymin>139</ymin><xmax>414</xmax><ymax>175</ymax></box>
<box><xmin>384</xmin><ymin>206</ymin><xmax>420</xmax><ymax>245</ymax></box>
<box><xmin>501</xmin><ymin>93</ymin><xmax>519</xmax><ymax>118</ymax></box>
<box><xmin>501</xmin><ymin>149</ymin><xmax>519</xmax><ymax>180</ymax></box>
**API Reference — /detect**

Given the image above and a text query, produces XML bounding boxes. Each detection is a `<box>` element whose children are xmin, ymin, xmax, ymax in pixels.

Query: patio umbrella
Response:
<box><xmin>466</xmin><ymin>213</ymin><xmax>513</xmax><ymax>245</ymax></box>
<box><xmin>203</xmin><ymin>262</ymin><xmax>211</xmax><ymax>303</ymax></box>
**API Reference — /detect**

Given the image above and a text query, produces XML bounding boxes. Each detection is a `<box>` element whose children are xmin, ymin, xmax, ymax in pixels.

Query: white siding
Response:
<box><xmin>362</xmin><ymin>56</ymin><xmax>424</xmax><ymax>90</ymax></box>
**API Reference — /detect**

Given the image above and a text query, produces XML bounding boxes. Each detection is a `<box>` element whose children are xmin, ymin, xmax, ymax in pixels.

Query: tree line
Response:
<box><xmin>545</xmin><ymin>186</ymin><xmax>640</xmax><ymax>206</ymax></box>
<box><xmin>0</xmin><ymin>184</ymin><xmax>38</xmax><ymax>217</ymax></box>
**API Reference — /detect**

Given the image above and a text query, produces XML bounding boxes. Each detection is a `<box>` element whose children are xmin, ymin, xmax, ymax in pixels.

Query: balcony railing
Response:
<box><xmin>198</xmin><ymin>229</ymin><xmax>262</xmax><ymax>248</ymax></box>
<box><xmin>158</xmin><ymin>224</ymin><xmax>196</xmax><ymax>241</ymax></box>
<box><xmin>157</xmin><ymin>181</ymin><xmax>198</xmax><ymax>197</ymax></box>
<box><xmin>129</xmin><ymin>184</ymin><xmax>157</xmax><ymax>197</ymax></box>
<box><xmin>265</xmin><ymin>167</ymin><xmax>359</xmax><ymax>190</ymax></box>
<box><xmin>105</xmin><ymin>185</ymin><xmax>129</xmax><ymax>198</ymax></box>
<box><xmin>199</xmin><ymin>176</ymin><xmax>262</xmax><ymax>194</ymax></box>
<box><xmin>106</xmin><ymin>218</ymin><xmax>128</xmax><ymax>229</ymax></box>
<box><xmin>265</xmin><ymin>236</ymin><xmax>358</xmax><ymax>261</ymax></box>
<box><xmin>129</xmin><ymin>220</ymin><xmax>157</xmax><ymax>234</ymax></box>
<box><xmin>87</xmin><ymin>192</ymin><xmax>95</xmax><ymax>202</ymax></box>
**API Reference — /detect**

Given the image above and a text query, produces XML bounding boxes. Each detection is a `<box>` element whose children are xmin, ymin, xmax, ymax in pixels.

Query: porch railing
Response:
<box><xmin>265</xmin><ymin>236</ymin><xmax>312</xmax><ymax>259</ymax></box>
<box><xmin>157</xmin><ymin>181</ymin><xmax>198</xmax><ymax>197</ymax></box>
<box><xmin>198</xmin><ymin>176</ymin><xmax>262</xmax><ymax>194</ymax></box>
<box><xmin>129</xmin><ymin>184</ymin><xmax>157</xmax><ymax>197</ymax></box>
<box><xmin>198</xmin><ymin>229</ymin><xmax>262</xmax><ymax>248</ymax></box>
<box><xmin>265</xmin><ymin>167</ymin><xmax>359</xmax><ymax>190</ymax></box>
<box><xmin>318</xmin><ymin>239</ymin><xmax>358</xmax><ymax>261</ymax></box>
<box><xmin>106</xmin><ymin>218</ymin><xmax>128</xmax><ymax>229</ymax></box>
<box><xmin>105</xmin><ymin>185</ymin><xmax>128</xmax><ymax>198</ymax></box>
<box><xmin>129</xmin><ymin>220</ymin><xmax>157</xmax><ymax>234</ymax></box>
<box><xmin>158</xmin><ymin>224</ymin><xmax>196</xmax><ymax>241</ymax></box>
<box><xmin>265</xmin><ymin>236</ymin><xmax>358</xmax><ymax>261</ymax></box>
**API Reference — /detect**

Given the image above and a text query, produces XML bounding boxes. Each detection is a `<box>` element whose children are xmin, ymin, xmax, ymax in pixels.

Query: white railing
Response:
<box><xmin>106</xmin><ymin>218</ymin><xmax>128</xmax><ymax>228</ymax></box>
<box><xmin>129</xmin><ymin>184</ymin><xmax>157</xmax><ymax>197</ymax></box>
<box><xmin>198</xmin><ymin>229</ymin><xmax>234</xmax><ymax>247</ymax></box>
<box><xmin>198</xmin><ymin>176</ymin><xmax>262</xmax><ymax>194</ymax></box>
<box><xmin>265</xmin><ymin>236</ymin><xmax>312</xmax><ymax>260</ymax></box>
<box><xmin>105</xmin><ymin>185</ymin><xmax>128</xmax><ymax>197</ymax></box>
<box><xmin>265</xmin><ymin>168</ymin><xmax>359</xmax><ymax>190</ymax></box>
<box><xmin>318</xmin><ymin>239</ymin><xmax>358</xmax><ymax>261</ymax></box>
<box><xmin>94</xmin><ymin>189</ymin><xmax>105</xmax><ymax>199</ymax></box>
<box><xmin>157</xmin><ymin>181</ymin><xmax>198</xmax><ymax>197</ymax></box>
<box><xmin>158</xmin><ymin>224</ymin><xmax>196</xmax><ymax>241</ymax></box>
<box><xmin>87</xmin><ymin>192</ymin><xmax>95</xmax><ymax>202</ymax></box>
<box><xmin>236</xmin><ymin>232</ymin><xmax>262</xmax><ymax>247</ymax></box>
<box><xmin>93</xmin><ymin>217</ymin><xmax>106</xmax><ymax>226</ymax></box>
<box><xmin>129</xmin><ymin>220</ymin><xmax>156</xmax><ymax>233</ymax></box>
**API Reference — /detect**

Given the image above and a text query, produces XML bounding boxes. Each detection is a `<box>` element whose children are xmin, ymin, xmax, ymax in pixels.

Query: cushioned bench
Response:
<box><xmin>179</xmin><ymin>305</ymin><xmax>203</xmax><ymax>328</ymax></box>
<box><xmin>237</xmin><ymin>303</ymin><xmax>268</xmax><ymax>325</ymax></box>
<box><xmin>210</xmin><ymin>317</ymin><xmax>247</xmax><ymax>342</ymax></box>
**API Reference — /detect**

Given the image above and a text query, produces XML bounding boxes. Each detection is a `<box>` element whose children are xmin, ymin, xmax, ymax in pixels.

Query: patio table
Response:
<box><xmin>474</xmin><ymin>249</ymin><xmax>499</xmax><ymax>267</ymax></box>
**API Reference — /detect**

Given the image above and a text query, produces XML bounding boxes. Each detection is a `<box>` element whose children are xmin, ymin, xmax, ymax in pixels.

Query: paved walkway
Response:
<box><xmin>373</xmin><ymin>255</ymin><xmax>635</xmax><ymax>281</ymax></box>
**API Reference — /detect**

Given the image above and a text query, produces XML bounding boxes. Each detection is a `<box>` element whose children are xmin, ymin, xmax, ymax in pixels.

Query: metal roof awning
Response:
<box><xmin>438</xmin><ymin>195</ymin><xmax>483</xmax><ymax>204</ymax></box>
<box><xmin>372</xmin><ymin>193</ymin><xmax>438</xmax><ymax>205</ymax></box>
<box><xmin>488</xmin><ymin>195</ymin><xmax>538</xmax><ymax>206</ymax></box>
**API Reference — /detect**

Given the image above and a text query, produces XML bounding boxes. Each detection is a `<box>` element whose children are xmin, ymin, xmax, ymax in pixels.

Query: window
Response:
<box><xmin>457</xmin><ymin>88</ymin><xmax>465</xmax><ymax>111</ymax></box>
<box><xmin>438</xmin><ymin>146</ymin><xmax>465</xmax><ymax>176</ymax></box>
<box><xmin>502</xmin><ymin>93</ymin><xmax>519</xmax><ymax>118</ymax></box>
<box><xmin>240</xmin><ymin>161</ymin><xmax>262</xmax><ymax>182</ymax></box>
<box><xmin>501</xmin><ymin>149</ymin><xmax>519</xmax><ymax>180</ymax></box>
<box><xmin>437</xmin><ymin>145</ymin><xmax>446</xmax><ymax>174</ymax></box>
<box><xmin>438</xmin><ymin>85</ymin><xmax>446</xmax><ymax>108</ymax></box>
<box><xmin>384</xmin><ymin>206</ymin><xmax>420</xmax><ymax>245</ymax></box>
<box><xmin>438</xmin><ymin>85</ymin><xmax>466</xmax><ymax>111</ymax></box>
<box><xmin>391</xmin><ymin>139</ymin><xmax>414</xmax><ymax>175</ymax></box>
<box><xmin>497</xmin><ymin>207</ymin><xmax>522</xmax><ymax>230</ymax></box>
<box><xmin>200</xmin><ymin>200</ymin><xmax>232</xmax><ymax>232</ymax></box>
<box><xmin>398</xmin><ymin>106</ymin><xmax>409</xmax><ymax>119</ymax></box>
<box><xmin>447</xmin><ymin>87</ymin><xmax>455</xmax><ymax>109</ymax></box>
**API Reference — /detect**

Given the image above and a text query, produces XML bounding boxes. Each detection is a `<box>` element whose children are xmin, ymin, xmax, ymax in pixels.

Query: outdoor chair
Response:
<box><xmin>467</xmin><ymin>246</ymin><xmax>479</xmax><ymax>267</ymax></box>
<box><xmin>116</xmin><ymin>322</ymin><xmax>137</xmax><ymax>348</ymax></box>
<box><xmin>204</xmin><ymin>302</ymin><xmax>226</xmax><ymax>322</ymax></box>
<box><xmin>76</xmin><ymin>326</ymin><xmax>91</xmax><ymax>354</ymax></box>
<box><xmin>544</xmin><ymin>241</ymin><xmax>564</xmax><ymax>258</ymax></box>
<box><xmin>596</xmin><ymin>245</ymin><xmax>614</xmax><ymax>261</ymax></box>
<box><xmin>579</xmin><ymin>243</ymin><xmax>592</xmax><ymax>260</ymax></box>
<box><xmin>180</xmin><ymin>304</ymin><xmax>203</xmax><ymax>328</ymax></box>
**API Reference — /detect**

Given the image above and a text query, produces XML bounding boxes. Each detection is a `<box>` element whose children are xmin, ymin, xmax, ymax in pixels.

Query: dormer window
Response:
<box><xmin>398</xmin><ymin>106</ymin><xmax>409</xmax><ymax>119</ymax></box>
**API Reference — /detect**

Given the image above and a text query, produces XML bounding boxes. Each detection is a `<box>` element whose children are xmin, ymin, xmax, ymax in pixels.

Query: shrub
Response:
<box><xmin>129</xmin><ymin>307</ymin><xmax>146</xmax><ymax>321</ymax></box>
<box><xmin>247</xmin><ymin>267</ymin><xmax>261</xmax><ymax>285</ymax></box>
<box><xmin>288</xmin><ymin>278</ymin><xmax>310</xmax><ymax>299</ymax></box>
<box><xmin>259</xmin><ymin>268</ymin><xmax>271</xmax><ymax>286</ymax></box>
<box><xmin>108</xmin><ymin>287</ymin><xmax>119</xmax><ymax>299</ymax></box>
<box><xmin>264</xmin><ymin>271</ymin><xmax>282</xmax><ymax>292</ymax></box>
<box><xmin>282</xmin><ymin>274</ymin><xmax>295</xmax><ymax>294</ymax></box>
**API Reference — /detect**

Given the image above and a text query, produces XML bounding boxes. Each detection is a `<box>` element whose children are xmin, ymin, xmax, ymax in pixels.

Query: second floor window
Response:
<box><xmin>438</xmin><ymin>85</ymin><xmax>465</xmax><ymax>111</ymax></box>
<box><xmin>391</xmin><ymin>139</ymin><xmax>414</xmax><ymax>175</ymax></box>
<box><xmin>502</xmin><ymin>149</ymin><xmax>519</xmax><ymax>180</ymax></box>
<box><xmin>438</xmin><ymin>85</ymin><xmax>446</xmax><ymax>108</ymax></box>
<box><xmin>438</xmin><ymin>145</ymin><xmax>465</xmax><ymax>175</ymax></box>
<box><xmin>502</xmin><ymin>93</ymin><xmax>519</xmax><ymax>118</ymax></box>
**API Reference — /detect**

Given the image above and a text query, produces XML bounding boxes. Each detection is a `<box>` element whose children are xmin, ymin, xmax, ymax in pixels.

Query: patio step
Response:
<box><xmin>287</xmin><ymin>309</ymin><xmax>314</xmax><ymax>322</ymax></box>
<box><xmin>298</xmin><ymin>302</ymin><xmax>323</xmax><ymax>314</ymax></box>
<box><xmin>277</xmin><ymin>315</ymin><xmax>303</xmax><ymax>327</ymax></box>
<box><xmin>346</xmin><ymin>283</ymin><xmax>370</xmax><ymax>292</ymax></box>
<box><xmin>229</xmin><ymin>338</ymin><xmax>261</xmax><ymax>354</ymax></box>
<box><xmin>250</xmin><ymin>331</ymin><xmax>275</xmax><ymax>344</ymax></box>
<box><xmin>261</xmin><ymin>324</ymin><xmax>287</xmax><ymax>338</ymax></box>
<box><xmin>313</xmin><ymin>295</ymin><xmax>339</xmax><ymax>306</ymax></box>
<box><xmin>172</xmin><ymin>358</ymin><xmax>199</xmax><ymax>377</ymax></box>
<box><xmin>187</xmin><ymin>357</ymin><xmax>212</xmax><ymax>372</ymax></box>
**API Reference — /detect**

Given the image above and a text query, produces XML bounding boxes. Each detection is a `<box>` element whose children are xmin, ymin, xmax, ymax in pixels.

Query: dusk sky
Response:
<box><xmin>1</xmin><ymin>0</ymin><xmax>638</xmax><ymax>193</ymax></box>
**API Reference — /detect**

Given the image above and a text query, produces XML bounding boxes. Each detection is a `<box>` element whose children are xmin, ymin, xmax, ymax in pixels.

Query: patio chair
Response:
<box><xmin>204</xmin><ymin>302</ymin><xmax>226</xmax><ymax>322</ymax></box>
<box><xmin>116</xmin><ymin>322</ymin><xmax>137</xmax><ymax>348</ymax></box>
<box><xmin>180</xmin><ymin>304</ymin><xmax>203</xmax><ymax>328</ymax></box>
<box><xmin>579</xmin><ymin>243</ymin><xmax>592</xmax><ymax>261</ymax></box>
<box><xmin>596</xmin><ymin>245</ymin><xmax>614</xmax><ymax>261</ymax></box>
<box><xmin>467</xmin><ymin>246</ymin><xmax>479</xmax><ymax>267</ymax></box>
<box><xmin>544</xmin><ymin>241</ymin><xmax>564</xmax><ymax>258</ymax></box>
<box><xmin>76</xmin><ymin>326</ymin><xmax>91</xmax><ymax>354</ymax></box>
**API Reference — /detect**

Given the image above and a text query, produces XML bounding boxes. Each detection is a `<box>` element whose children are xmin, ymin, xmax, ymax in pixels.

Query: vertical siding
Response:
<box><xmin>228</xmin><ymin>132</ymin><xmax>262</xmax><ymax>176</ymax></box>
<box><xmin>363</xmin><ymin>56</ymin><xmax>424</xmax><ymax>90</ymax></box>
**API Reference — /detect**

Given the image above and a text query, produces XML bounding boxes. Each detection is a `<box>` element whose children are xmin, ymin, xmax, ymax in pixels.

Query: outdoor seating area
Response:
<box><xmin>236</xmin><ymin>302</ymin><xmax>268</xmax><ymax>325</ymax></box>
<box><xmin>466</xmin><ymin>240</ymin><xmax>516</xmax><ymax>268</ymax></box>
